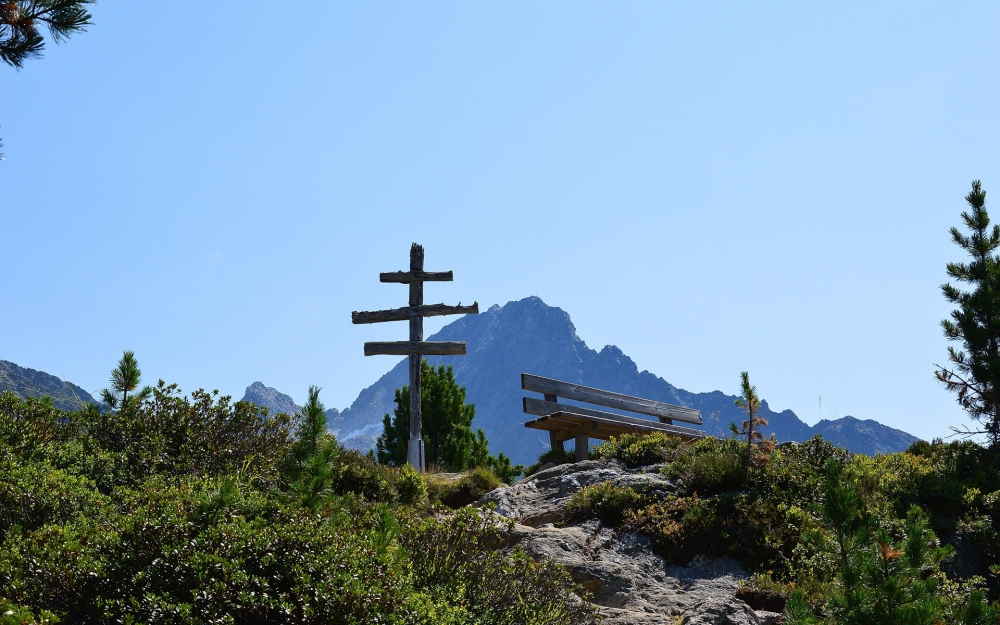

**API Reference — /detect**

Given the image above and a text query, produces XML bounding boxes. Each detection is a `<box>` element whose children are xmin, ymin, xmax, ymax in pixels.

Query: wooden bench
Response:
<box><xmin>521</xmin><ymin>373</ymin><xmax>706</xmax><ymax>461</ymax></box>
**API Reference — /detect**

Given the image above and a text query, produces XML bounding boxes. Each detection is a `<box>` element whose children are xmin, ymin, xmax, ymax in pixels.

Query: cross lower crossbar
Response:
<box><xmin>380</xmin><ymin>270</ymin><xmax>454</xmax><ymax>283</ymax></box>
<box><xmin>364</xmin><ymin>341</ymin><xmax>467</xmax><ymax>356</ymax></box>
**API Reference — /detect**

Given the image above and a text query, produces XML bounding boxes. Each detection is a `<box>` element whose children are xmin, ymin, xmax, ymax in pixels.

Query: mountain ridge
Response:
<box><xmin>333</xmin><ymin>297</ymin><xmax>919</xmax><ymax>465</ymax></box>
<box><xmin>0</xmin><ymin>360</ymin><xmax>97</xmax><ymax>411</ymax></box>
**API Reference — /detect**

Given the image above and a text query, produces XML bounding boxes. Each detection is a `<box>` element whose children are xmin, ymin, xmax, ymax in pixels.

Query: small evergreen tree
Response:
<box><xmin>284</xmin><ymin>386</ymin><xmax>338</xmax><ymax>509</ymax></box>
<box><xmin>377</xmin><ymin>361</ymin><xmax>477</xmax><ymax>470</ymax></box>
<box><xmin>938</xmin><ymin>180</ymin><xmax>1000</xmax><ymax>445</ymax></box>
<box><xmin>376</xmin><ymin>360</ymin><xmax>524</xmax><ymax>481</ymax></box>
<box><xmin>731</xmin><ymin>371</ymin><xmax>773</xmax><ymax>471</ymax></box>
<box><xmin>100</xmin><ymin>350</ymin><xmax>152</xmax><ymax>411</ymax></box>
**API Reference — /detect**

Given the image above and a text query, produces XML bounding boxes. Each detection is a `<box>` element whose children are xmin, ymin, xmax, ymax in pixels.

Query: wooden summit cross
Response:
<box><xmin>352</xmin><ymin>243</ymin><xmax>478</xmax><ymax>471</ymax></box>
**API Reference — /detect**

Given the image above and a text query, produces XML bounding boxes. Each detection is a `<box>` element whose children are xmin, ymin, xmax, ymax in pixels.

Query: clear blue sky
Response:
<box><xmin>3</xmin><ymin>2</ymin><xmax>999</xmax><ymax>442</ymax></box>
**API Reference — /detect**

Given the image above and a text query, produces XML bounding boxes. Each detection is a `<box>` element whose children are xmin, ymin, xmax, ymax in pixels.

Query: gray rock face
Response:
<box><xmin>480</xmin><ymin>460</ymin><xmax>770</xmax><ymax>625</ymax></box>
<box><xmin>241</xmin><ymin>382</ymin><xmax>300</xmax><ymax>416</ymax></box>
<box><xmin>0</xmin><ymin>360</ymin><xmax>96</xmax><ymax>411</ymax></box>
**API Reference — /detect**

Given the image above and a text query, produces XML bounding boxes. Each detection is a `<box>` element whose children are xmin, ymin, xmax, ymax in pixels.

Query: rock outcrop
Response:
<box><xmin>480</xmin><ymin>460</ymin><xmax>782</xmax><ymax>625</ymax></box>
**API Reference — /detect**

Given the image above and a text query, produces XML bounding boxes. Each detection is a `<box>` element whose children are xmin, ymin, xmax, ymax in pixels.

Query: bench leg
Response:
<box><xmin>575</xmin><ymin>434</ymin><xmax>588</xmax><ymax>462</ymax></box>
<box><xmin>549</xmin><ymin>431</ymin><xmax>565</xmax><ymax>453</ymax></box>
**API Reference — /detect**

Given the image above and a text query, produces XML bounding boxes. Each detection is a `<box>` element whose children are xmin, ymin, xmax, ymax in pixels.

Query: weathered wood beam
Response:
<box><xmin>352</xmin><ymin>302</ymin><xmax>479</xmax><ymax>325</ymax></box>
<box><xmin>380</xmin><ymin>270</ymin><xmax>453</xmax><ymax>283</ymax></box>
<box><xmin>364</xmin><ymin>341</ymin><xmax>467</xmax><ymax>356</ymax></box>
<box><xmin>526</xmin><ymin>413</ymin><xmax>689</xmax><ymax>438</ymax></box>
<box><xmin>523</xmin><ymin>398</ymin><xmax>706</xmax><ymax>439</ymax></box>
<box><xmin>521</xmin><ymin>373</ymin><xmax>702</xmax><ymax>425</ymax></box>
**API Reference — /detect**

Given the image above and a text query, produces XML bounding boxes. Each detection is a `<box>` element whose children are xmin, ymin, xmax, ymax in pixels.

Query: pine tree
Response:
<box><xmin>731</xmin><ymin>371</ymin><xmax>773</xmax><ymax>471</ymax></box>
<box><xmin>938</xmin><ymin>180</ymin><xmax>1000</xmax><ymax>445</ymax></box>
<box><xmin>100</xmin><ymin>350</ymin><xmax>152</xmax><ymax>411</ymax></box>
<box><xmin>285</xmin><ymin>386</ymin><xmax>338</xmax><ymax>509</ymax></box>
<box><xmin>375</xmin><ymin>360</ymin><xmax>523</xmax><ymax>481</ymax></box>
<box><xmin>377</xmin><ymin>360</ymin><xmax>477</xmax><ymax>470</ymax></box>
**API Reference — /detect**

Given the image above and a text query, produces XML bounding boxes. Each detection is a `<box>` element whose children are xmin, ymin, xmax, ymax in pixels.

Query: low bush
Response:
<box><xmin>0</xmin><ymin>599</ymin><xmax>59</xmax><ymax>625</ymax></box>
<box><xmin>396</xmin><ymin>463</ymin><xmax>427</xmax><ymax>505</ymax></box>
<box><xmin>329</xmin><ymin>449</ymin><xmax>399</xmax><ymax>502</ymax></box>
<box><xmin>403</xmin><ymin>506</ymin><xmax>598</xmax><ymax>625</ymax></box>
<box><xmin>0</xmin><ymin>390</ymin><xmax>596</xmax><ymax>625</ymax></box>
<box><xmin>592</xmin><ymin>432</ymin><xmax>683</xmax><ymax>467</ymax></box>
<box><xmin>426</xmin><ymin>467</ymin><xmax>505</xmax><ymax>509</ymax></box>
<box><xmin>568</xmin><ymin>481</ymin><xmax>655</xmax><ymax>526</ymax></box>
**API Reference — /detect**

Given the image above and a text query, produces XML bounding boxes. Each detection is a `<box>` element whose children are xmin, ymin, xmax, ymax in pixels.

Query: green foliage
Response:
<box><xmin>0</xmin><ymin>379</ymin><xmax>593</xmax><ymax>625</ymax></box>
<box><xmin>585</xmin><ymin>432</ymin><xmax>1000</xmax><ymax>621</ymax></box>
<box><xmin>783</xmin><ymin>460</ymin><xmax>998</xmax><ymax>625</ymax></box>
<box><xmin>731</xmin><ymin>371</ymin><xmax>774</xmax><ymax>470</ymax></box>
<box><xmin>938</xmin><ymin>180</ymin><xmax>1000</xmax><ymax>445</ymax></box>
<box><xmin>330</xmin><ymin>449</ymin><xmax>400</xmax><ymax>503</ymax></box>
<box><xmin>1</xmin><ymin>382</ymin><xmax>293</xmax><ymax>493</ymax></box>
<box><xmin>669</xmin><ymin>437</ymin><xmax>747</xmax><ymax>495</ymax></box>
<box><xmin>395</xmin><ymin>463</ymin><xmax>427</xmax><ymax>505</ymax></box>
<box><xmin>403</xmin><ymin>506</ymin><xmax>598</xmax><ymax>625</ymax></box>
<box><xmin>376</xmin><ymin>360</ymin><xmax>524</xmax><ymax>481</ymax></box>
<box><xmin>99</xmin><ymin>350</ymin><xmax>152</xmax><ymax>412</ymax></box>
<box><xmin>0</xmin><ymin>0</ymin><xmax>93</xmax><ymax>69</ymax></box>
<box><xmin>592</xmin><ymin>431</ymin><xmax>683</xmax><ymax>467</ymax></box>
<box><xmin>568</xmin><ymin>481</ymin><xmax>654</xmax><ymax>526</ymax></box>
<box><xmin>284</xmin><ymin>386</ymin><xmax>339</xmax><ymax>509</ymax></box>
<box><xmin>377</xmin><ymin>361</ymin><xmax>478</xmax><ymax>470</ymax></box>
<box><xmin>426</xmin><ymin>467</ymin><xmax>506</xmax><ymax>509</ymax></box>
<box><xmin>0</xmin><ymin>599</ymin><xmax>59</xmax><ymax>625</ymax></box>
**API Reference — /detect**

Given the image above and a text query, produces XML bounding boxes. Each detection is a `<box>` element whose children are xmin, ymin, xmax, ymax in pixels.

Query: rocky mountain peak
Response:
<box><xmin>241</xmin><ymin>382</ymin><xmax>301</xmax><ymax>416</ymax></box>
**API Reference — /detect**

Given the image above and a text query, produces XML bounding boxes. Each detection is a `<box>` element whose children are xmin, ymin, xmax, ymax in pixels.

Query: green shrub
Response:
<box><xmin>0</xmin><ymin>599</ymin><xmax>59</xmax><ymax>625</ymax></box>
<box><xmin>330</xmin><ymin>449</ymin><xmax>399</xmax><ymax>502</ymax></box>
<box><xmin>593</xmin><ymin>432</ymin><xmax>683</xmax><ymax>467</ymax></box>
<box><xmin>427</xmin><ymin>467</ymin><xmax>505</xmax><ymax>509</ymax></box>
<box><xmin>630</xmin><ymin>493</ymin><xmax>725</xmax><ymax>564</ymax></box>
<box><xmin>485</xmin><ymin>451</ymin><xmax>525</xmax><ymax>485</ymax></box>
<box><xmin>396</xmin><ymin>463</ymin><xmax>427</xmax><ymax>505</ymax></box>
<box><xmin>403</xmin><ymin>506</ymin><xmax>598</xmax><ymax>625</ymax></box>
<box><xmin>568</xmin><ymin>481</ymin><xmax>654</xmax><ymax>526</ymax></box>
<box><xmin>0</xmin><ymin>459</ymin><xmax>109</xmax><ymax>539</ymax></box>
<box><xmin>681</xmin><ymin>448</ymin><xmax>746</xmax><ymax>494</ymax></box>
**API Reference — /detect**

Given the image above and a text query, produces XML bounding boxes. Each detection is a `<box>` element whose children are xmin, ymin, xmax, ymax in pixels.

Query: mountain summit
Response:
<box><xmin>337</xmin><ymin>297</ymin><xmax>919</xmax><ymax>465</ymax></box>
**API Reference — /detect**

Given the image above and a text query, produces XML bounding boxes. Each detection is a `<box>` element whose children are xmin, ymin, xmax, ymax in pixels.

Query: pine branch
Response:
<box><xmin>1</xmin><ymin>0</ymin><xmax>94</xmax><ymax>69</ymax></box>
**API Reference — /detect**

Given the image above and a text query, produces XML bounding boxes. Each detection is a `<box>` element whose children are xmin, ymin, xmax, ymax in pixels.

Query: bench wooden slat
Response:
<box><xmin>525</xmin><ymin>410</ymin><xmax>705</xmax><ymax>441</ymax></box>
<box><xmin>524</xmin><ymin>397</ymin><xmax>705</xmax><ymax>433</ymax></box>
<box><xmin>521</xmin><ymin>373</ymin><xmax>702</xmax><ymax>425</ymax></box>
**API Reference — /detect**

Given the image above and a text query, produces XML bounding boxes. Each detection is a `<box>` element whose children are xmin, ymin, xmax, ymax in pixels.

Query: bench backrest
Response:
<box><xmin>521</xmin><ymin>373</ymin><xmax>702</xmax><ymax>425</ymax></box>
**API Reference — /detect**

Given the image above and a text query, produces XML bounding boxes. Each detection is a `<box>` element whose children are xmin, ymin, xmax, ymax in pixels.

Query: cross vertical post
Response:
<box><xmin>352</xmin><ymin>243</ymin><xmax>478</xmax><ymax>471</ymax></box>
<box><xmin>407</xmin><ymin>244</ymin><xmax>425</xmax><ymax>470</ymax></box>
